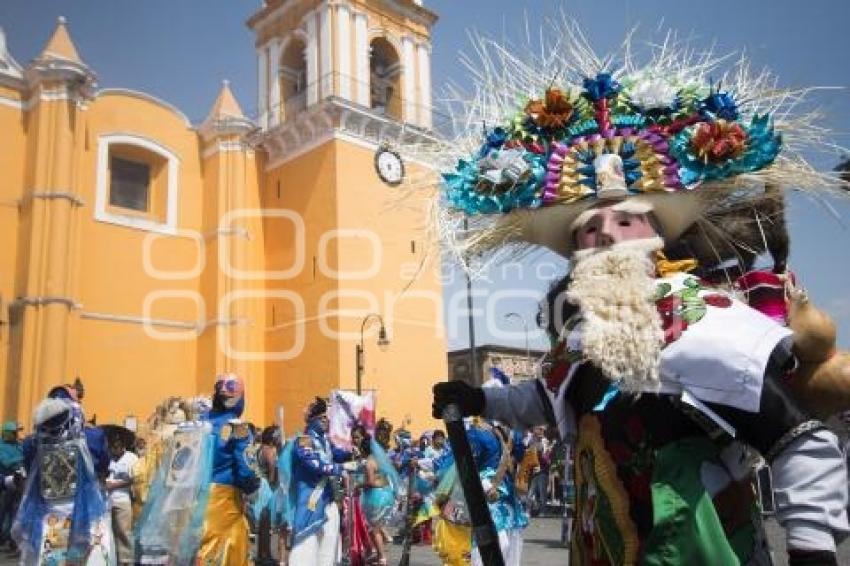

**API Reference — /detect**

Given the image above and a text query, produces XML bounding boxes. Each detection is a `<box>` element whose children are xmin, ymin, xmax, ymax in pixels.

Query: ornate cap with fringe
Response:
<box><xmin>434</xmin><ymin>20</ymin><xmax>847</xmax><ymax>261</ymax></box>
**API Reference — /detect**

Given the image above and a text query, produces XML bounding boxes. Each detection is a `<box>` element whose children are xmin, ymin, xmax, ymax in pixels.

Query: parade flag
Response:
<box><xmin>328</xmin><ymin>390</ymin><xmax>376</xmax><ymax>450</ymax></box>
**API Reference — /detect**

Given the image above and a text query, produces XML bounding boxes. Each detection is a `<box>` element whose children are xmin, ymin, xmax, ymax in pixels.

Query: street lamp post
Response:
<box><xmin>355</xmin><ymin>313</ymin><xmax>390</xmax><ymax>395</ymax></box>
<box><xmin>504</xmin><ymin>312</ymin><xmax>530</xmax><ymax>367</ymax></box>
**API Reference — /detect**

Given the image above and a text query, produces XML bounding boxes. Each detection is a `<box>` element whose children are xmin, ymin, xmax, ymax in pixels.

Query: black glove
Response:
<box><xmin>432</xmin><ymin>380</ymin><xmax>485</xmax><ymax>419</ymax></box>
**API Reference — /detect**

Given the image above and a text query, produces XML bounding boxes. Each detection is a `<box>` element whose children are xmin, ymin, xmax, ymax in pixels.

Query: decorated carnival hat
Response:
<box><xmin>47</xmin><ymin>384</ymin><xmax>79</xmax><ymax>401</ymax></box>
<box><xmin>436</xmin><ymin>23</ymin><xmax>846</xmax><ymax>261</ymax></box>
<box><xmin>34</xmin><ymin>398</ymin><xmax>71</xmax><ymax>428</ymax></box>
<box><xmin>188</xmin><ymin>396</ymin><xmax>212</xmax><ymax>419</ymax></box>
<box><xmin>34</xmin><ymin>396</ymin><xmax>84</xmax><ymax>436</ymax></box>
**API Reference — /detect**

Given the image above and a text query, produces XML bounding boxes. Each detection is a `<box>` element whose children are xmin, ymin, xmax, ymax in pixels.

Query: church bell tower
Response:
<box><xmin>247</xmin><ymin>0</ymin><xmax>446</xmax><ymax>433</ymax></box>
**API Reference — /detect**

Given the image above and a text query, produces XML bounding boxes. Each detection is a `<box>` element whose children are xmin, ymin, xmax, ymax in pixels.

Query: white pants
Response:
<box><xmin>471</xmin><ymin>529</ymin><xmax>523</xmax><ymax>566</ymax></box>
<box><xmin>288</xmin><ymin>503</ymin><xmax>340</xmax><ymax>566</ymax></box>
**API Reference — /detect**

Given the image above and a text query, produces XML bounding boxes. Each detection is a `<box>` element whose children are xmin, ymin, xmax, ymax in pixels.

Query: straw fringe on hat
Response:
<box><xmin>424</xmin><ymin>17</ymin><xmax>848</xmax><ymax>265</ymax></box>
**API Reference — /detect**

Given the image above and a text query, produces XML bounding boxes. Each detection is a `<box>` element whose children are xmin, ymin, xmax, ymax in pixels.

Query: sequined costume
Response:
<box><xmin>14</xmin><ymin>387</ymin><xmax>113</xmax><ymax>566</ymax></box>
<box><xmin>135</xmin><ymin>374</ymin><xmax>258</xmax><ymax>566</ymax></box>
<box><xmin>280</xmin><ymin>398</ymin><xmax>353</xmax><ymax>566</ymax></box>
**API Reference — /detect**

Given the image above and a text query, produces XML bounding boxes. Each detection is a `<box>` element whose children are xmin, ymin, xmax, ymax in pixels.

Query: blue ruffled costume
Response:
<box><xmin>465</xmin><ymin>422</ymin><xmax>528</xmax><ymax>535</ymax></box>
<box><xmin>360</xmin><ymin>439</ymin><xmax>401</xmax><ymax>527</ymax></box>
<box><xmin>135</xmin><ymin>398</ymin><xmax>258</xmax><ymax>564</ymax></box>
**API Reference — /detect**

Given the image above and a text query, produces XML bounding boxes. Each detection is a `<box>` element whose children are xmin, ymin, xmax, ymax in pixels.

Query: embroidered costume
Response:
<box><xmin>431</xmin><ymin>21</ymin><xmax>850</xmax><ymax>566</ymax></box>
<box><xmin>14</xmin><ymin>386</ymin><xmax>113</xmax><ymax>566</ymax></box>
<box><xmin>279</xmin><ymin>397</ymin><xmax>353</xmax><ymax>566</ymax></box>
<box><xmin>135</xmin><ymin>374</ymin><xmax>258</xmax><ymax>565</ymax></box>
<box><xmin>424</xmin><ymin>373</ymin><xmax>528</xmax><ymax>566</ymax></box>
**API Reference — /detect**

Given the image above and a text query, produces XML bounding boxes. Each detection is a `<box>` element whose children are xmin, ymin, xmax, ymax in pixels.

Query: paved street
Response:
<box><xmin>382</xmin><ymin>516</ymin><xmax>638</xmax><ymax>566</ymax></box>
<box><xmin>386</xmin><ymin>516</ymin><xmax>567</xmax><ymax>565</ymax></box>
<box><xmin>385</xmin><ymin>516</ymin><xmax>850</xmax><ymax>566</ymax></box>
<box><xmin>0</xmin><ymin>515</ymin><xmax>846</xmax><ymax>564</ymax></box>
<box><xmin>764</xmin><ymin>516</ymin><xmax>850</xmax><ymax>566</ymax></box>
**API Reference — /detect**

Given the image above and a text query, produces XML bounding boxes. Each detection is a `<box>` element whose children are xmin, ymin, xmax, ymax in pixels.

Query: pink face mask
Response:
<box><xmin>573</xmin><ymin>206</ymin><xmax>659</xmax><ymax>250</ymax></box>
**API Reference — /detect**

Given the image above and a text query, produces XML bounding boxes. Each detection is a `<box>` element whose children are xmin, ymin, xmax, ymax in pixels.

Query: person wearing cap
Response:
<box><xmin>12</xmin><ymin>386</ymin><xmax>112</xmax><ymax>564</ymax></box>
<box><xmin>284</xmin><ymin>397</ymin><xmax>357</xmax><ymax>566</ymax></box>
<box><xmin>431</xmin><ymin>27</ymin><xmax>850</xmax><ymax>566</ymax></box>
<box><xmin>0</xmin><ymin>421</ymin><xmax>23</xmax><ymax>551</ymax></box>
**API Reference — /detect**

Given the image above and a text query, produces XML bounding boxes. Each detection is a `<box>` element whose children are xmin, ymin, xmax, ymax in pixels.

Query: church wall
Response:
<box><xmin>196</xmin><ymin>140</ymin><xmax>268</xmax><ymax>426</ymax></box>
<box><xmin>263</xmin><ymin>141</ymin><xmax>343</xmax><ymax>433</ymax></box>
<box><xmin>332</xmin><ymin>139</ymin><xmax>447</xmax><ymax>432</ymax></box>
<box><xmin>236</xmin><ymin>148</ymin><xmax>268</xmax><ymax>426</ymax></box>
<box><xmin>0</xmin><ymin>96</ymin><xmax>26</xmax><ymax>419</ymax></box>
<box><xmin>65</xmin><ymin>92</ymin><xmax>205</xmax><ymax>426</ymax></box>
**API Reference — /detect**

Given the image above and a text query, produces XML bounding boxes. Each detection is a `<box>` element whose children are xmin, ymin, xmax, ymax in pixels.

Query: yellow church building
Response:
<box><xmin>0</xmin><ymin>0</ymin><xmax>447</xmax><ymax>434</ymax></box>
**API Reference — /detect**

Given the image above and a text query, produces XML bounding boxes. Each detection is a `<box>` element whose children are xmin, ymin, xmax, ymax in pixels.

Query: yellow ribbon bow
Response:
<box><xmin>655</xmin><ymin>251</ymin><xmax>698</xmax><ymax>278</ymax></box>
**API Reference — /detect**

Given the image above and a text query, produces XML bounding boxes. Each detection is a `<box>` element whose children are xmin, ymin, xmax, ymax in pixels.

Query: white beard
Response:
<box><xmin>567</xmin><ymin>237</ymin><xmax>665</xmax><ymax>392</ymax></box>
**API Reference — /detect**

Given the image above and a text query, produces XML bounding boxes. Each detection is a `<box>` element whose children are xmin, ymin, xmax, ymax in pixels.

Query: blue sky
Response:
<box><xmin>2</xmin><ymin>0</ymin><xmax>849</xmax><ymax>350</ymax></box>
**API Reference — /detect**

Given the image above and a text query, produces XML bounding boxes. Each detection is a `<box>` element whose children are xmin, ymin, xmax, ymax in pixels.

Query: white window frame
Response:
<box><xmin>95</xmin><ymin>133</ymin><xmax>179</xmax><ymax>235</ymax></box>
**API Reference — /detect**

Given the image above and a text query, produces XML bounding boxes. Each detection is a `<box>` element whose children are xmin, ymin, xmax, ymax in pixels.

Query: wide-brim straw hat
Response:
<box><xmin>431</xmin><ymin>21</ymin><xmax>847</xmax><ymax>264</ymax></box>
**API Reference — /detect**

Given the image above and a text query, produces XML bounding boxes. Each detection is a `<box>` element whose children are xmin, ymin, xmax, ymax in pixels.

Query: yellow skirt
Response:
<box><xmin>433</xmin><ymin>518</ymin><xmax>472</xmax><ymax>566</ymax></box>
<box><xmin>196</xmin><ymin>483</ymin><xmax>250</xmax><ymax>566</ymax></box>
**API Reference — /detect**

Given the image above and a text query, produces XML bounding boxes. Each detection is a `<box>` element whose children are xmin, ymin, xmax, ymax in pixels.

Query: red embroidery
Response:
<box><xmin>655</xmin><ymin>277</ymin><xmax>732</xmax><ymax>346</ymax></box>
<box><xmin>545</xmin><ymin>360</ymin><xmax>572</xmax><ymax>393</ymax></box>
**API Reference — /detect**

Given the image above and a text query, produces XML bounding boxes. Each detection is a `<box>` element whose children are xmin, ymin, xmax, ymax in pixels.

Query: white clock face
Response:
<box><xmin>376</xmin><ymin>150</ymin><xmax>404</xmax><ymax>185</ymax></box>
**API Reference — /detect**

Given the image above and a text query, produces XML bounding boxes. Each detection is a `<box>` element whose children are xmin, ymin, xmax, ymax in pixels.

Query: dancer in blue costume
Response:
<box><xmin>250</xmin><ymin>426</ymin><xmax>283</xmax><ymax>566</ymax></box>
<box><xmin>352</xmin><ymin>424</ymin><xmax>400</xmax><ymax>565</ymax></box>
<box><xmin>281</xmin><ymin>397</ymin><xmax>357</xmax><ymax>566</ymax></box>
<box><xmin>466</xmin><ymin>416</ymin><xmax>528</xmax><ymax>565</ymax></box>
<box><xmin>196</xmin><ymin>373</ymin><xmax>259</xmax><ymax>565</ymax></box>
<box><xmin>14</xmin><ymin>385</ymin><xmax>112</xmax><ymax>565</ymax></box>
<box><xmin>388</xmin><ymin>429</ymin><xmax>417</xmax><ymax>543</ymax></box>
<box><xmin>135</xmin><ymin>374</ymin><xmax>258</xmax><ymax>565</ymax></box>
<box><xmin>424</xmin><ymin>412</ymin><xmax>527</xmax><ymax>566</ymax></box>
<box><xmin>389</xmin><ymin>429</ymin><xmax>413</xmax><ymax>479</ymax></box>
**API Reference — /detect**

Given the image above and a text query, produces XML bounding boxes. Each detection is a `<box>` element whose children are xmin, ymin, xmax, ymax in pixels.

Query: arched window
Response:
<box><xmin>369</xmin><ymin>37</ymin><xmax>401</xmax><ymax>121</ymax></box>
<box><xmin>95</xmin><ymin>134</ymin><xmax>179</xmax><ymax>234</ymax></box>
<box><xmin>280</xmin><ymin>37</ymin><xmax>307</xmax><ymax>122</ymax></box>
